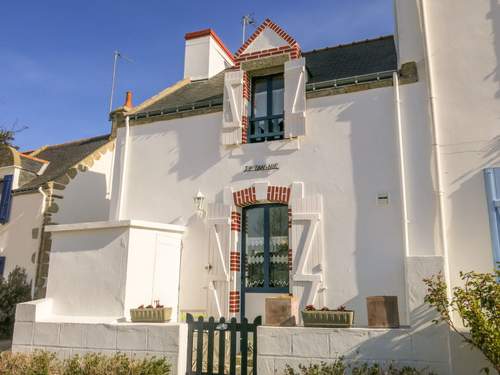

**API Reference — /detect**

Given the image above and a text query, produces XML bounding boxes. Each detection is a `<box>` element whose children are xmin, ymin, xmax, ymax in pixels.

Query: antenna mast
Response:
<box><xmin>242</xmin><ymin>14</ymin><xmax>255</xmax><ymax>44</ymax></box>
<box><xmin>109</xmin><ymin>50</ymin><xmax>133</xmax><ymax>114</ymax></box>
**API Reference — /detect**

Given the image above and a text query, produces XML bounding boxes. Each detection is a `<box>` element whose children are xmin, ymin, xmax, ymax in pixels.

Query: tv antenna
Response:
<box><xmin>242</xmin><ymin>14</ymin><xmax>255</xmax><ymax>44</ymax></box>
<box><xmin>109</xmin><ymin>50</ymin><xmax>134</xmax><ymax>113</ymax></box>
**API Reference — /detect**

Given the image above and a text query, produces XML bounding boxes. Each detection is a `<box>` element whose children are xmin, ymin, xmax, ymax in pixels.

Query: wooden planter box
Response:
<box><xmin>302</xmin><ymin>310</ymin><xmax>354</xmax><ymax>328</ymax></box>
<box><xmin>265</xmin><ymin>295</ymin><xmax>298</xmax><ymax>326</ymax></box>
<box><xmin>366</xmin><ymin>296</ymin><xmax>400</xmax><ymax>328</ymax></box>
<box><xmin>130</xmin><ymin>307</ymin><xmax>172</xmax><ymax>323</ymax></box>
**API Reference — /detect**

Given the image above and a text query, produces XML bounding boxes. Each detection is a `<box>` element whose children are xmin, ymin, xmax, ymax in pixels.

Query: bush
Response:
<box><xmin>0</xmin><ymin>351</ymin><xmax>171</xmax><ymax>375</ymax></box>
<box><xmin>0</xmin><ymin>267</ymin><xmax>31</xmax><ymax>338</ymax></box>
<box><xmin>284</xmin><ymin>360</ymin><xmax>435</xmax><ymax>375</ymax></box>
<box><xmin>423</xmin><ymin>270</ymin><xmax>499</xmax><ymax>373</ymax></box>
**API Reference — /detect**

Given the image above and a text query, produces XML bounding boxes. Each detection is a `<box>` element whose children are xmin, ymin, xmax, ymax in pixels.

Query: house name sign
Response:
<box><xmin>243</xmin><ymin>163</ymin><xmax>279</xmax><ymax>173</ymax></box>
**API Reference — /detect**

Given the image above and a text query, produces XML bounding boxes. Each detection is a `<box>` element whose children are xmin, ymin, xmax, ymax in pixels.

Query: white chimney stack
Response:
<box><xmin>184</xmin><ymin>29</ymin><xmax>235</xmax><ymax>81</ymax></box>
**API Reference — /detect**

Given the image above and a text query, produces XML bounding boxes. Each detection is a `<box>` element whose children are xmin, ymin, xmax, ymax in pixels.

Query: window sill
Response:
<box><xmin>230</xmin><ymin>137</ymin><xmax>300</xmax><ymax>156</ymax></box>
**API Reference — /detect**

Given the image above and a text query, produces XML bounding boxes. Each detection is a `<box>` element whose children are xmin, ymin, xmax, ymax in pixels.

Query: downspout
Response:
<box><xmin>419</xmin><ymin>1</ymin><xmax>454</xmax><ymax>372</ymax></box>
<box><xmin>117</xmin><ymin>115</ymin><xmax>130</xmax><ymax>220</ymax></box>
<box><xmin>419</xmin><ymin>0</ymin><xmax>451</xmax><ymax>283</ymax></box>
<box><xmin>393</xmin><ymin>72</ymin><xmax>411</xmax><ymax>325</ymax></box>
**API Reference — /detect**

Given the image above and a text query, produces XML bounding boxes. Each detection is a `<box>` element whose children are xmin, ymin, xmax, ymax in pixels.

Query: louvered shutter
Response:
<box><xmin>222</xmin><ymin>70</ymin><xmax>244</xmax><ymax>146</ymax></box>
<box><xmin>290</xmin><ymin>194</ymin><xmax>325</xmax><ymax>314</ymax></box>
<box><xmin>284</xmin><ymin>57</ymin><xmax>306</xmax><ymax>138</ymax></box>
<box><xmin>0</xmin><ymin>256</ymin><xmax>5</xmax><ymax>278</ymax></box>
<box><xmin>0</xmin><ymin>175</ymin><xmax>14</xmax><ymax>224</ymax></box>
<box><xmin>483</xmin><ymin>168</ymin><xmax>500</xmax><ymax>269</ymax></box>
<box><xmin>206</xmin><ymin>203</ymin><xmax>232</xmax><ymax>318</ymax></box>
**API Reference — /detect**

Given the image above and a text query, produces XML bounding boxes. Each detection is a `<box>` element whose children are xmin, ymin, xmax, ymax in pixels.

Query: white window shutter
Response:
<box><xmin>206</xmin><ymin>203</ymin><xmax>232</xmax><ymax>318</ymax></box>
<box><xmin>222</xmin><ymin>70</ymin><xmax>244</xmax><ymax>145</ymax></box>
<box><xmin>290</xmin><ymin>194</ymin><xmax>325</xmax><ymax>314</ymax></box>
<box><xmin>284</xmin><ymin>57</ymin><xmax>306</xmax><ymax>138</ymax></box>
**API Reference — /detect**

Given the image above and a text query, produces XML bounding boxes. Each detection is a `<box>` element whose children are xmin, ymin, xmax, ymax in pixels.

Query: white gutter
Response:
<box><xmin>393</xmin><ymin>72</ymin><xmax>411</xmax><ymax>325</ymax></box>
<box><xmin>34</xmin><ymin>186</ymin><xmax>48</xmax><ymax>298</ymax></box>
<box><xmin>116</xmin><ymin>115</ymin><xmax>130</xmax><ymax>220</ymax></box>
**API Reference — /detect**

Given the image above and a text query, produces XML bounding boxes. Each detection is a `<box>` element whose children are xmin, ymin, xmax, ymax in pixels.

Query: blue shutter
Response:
<box><xmin>484</xmin><ymin>168</ymin><xmax>500</xmax><ymax>270</ymax></box>
<box><xmin>0</xmin><ymin>174</ymin><xmax>13</xmax><ymax>224</ymax></box>
<box><xmin>0</xmin><ymin>256</ymin><xmax>5</xmax><ymax>278</ymax></box>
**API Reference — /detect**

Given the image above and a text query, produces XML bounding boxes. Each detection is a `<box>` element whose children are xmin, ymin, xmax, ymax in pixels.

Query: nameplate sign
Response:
<box><xmin>243</xmin><ymin>163</ymin><xmax>279</xmax><ymax>173</ymax></box>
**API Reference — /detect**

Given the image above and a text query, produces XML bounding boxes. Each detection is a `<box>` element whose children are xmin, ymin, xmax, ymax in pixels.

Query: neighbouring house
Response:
<box><xmin>10</xmin><ymin>1</ymin><xmax>500</xmax><ymax>374</ymax></box>
<box><xmin>0</xmin><ymin>136</ymin><xmax>115</xmax><ymax>297</ymax></box>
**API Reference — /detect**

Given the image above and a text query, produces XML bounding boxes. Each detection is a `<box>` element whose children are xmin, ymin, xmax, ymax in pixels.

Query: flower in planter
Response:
<box><xmin>336</xmin><ymin>305</ymin><xmax>347</xmax><ymax>311</ymax></box>
<box><xmin>305</xmin><ymin>304</ymin><xmax>316</xmax><ymax>311</ymax></box>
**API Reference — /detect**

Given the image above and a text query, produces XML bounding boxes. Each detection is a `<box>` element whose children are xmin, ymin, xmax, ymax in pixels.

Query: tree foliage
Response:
<box><xmin>423</xmin><ymin>270</ymin><xmax>500</xmax><ymax>373</ymax></box>
<box><xmin>0</xmin><ymin>266</ymin><xmax>31</xmax><ymax>338</ymax></box>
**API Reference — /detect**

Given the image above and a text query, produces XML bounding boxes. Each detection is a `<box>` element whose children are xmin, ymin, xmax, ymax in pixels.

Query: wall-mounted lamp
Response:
<box><xmin>194</xmin><ymin>190</ymin><xmax>206</xmax><ymax>217</ymax></box>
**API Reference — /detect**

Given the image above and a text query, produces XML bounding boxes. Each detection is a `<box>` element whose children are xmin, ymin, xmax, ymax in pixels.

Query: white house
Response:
<box><xmin>11</xmin><ymin>1</ymin><xmax>500</xmax><ymax>374</ymax></box>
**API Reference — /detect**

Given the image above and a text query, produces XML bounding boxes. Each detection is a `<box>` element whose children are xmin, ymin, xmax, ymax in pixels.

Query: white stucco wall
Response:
<box><xmin>422</xmin><ymin>0</ymin><xmax>499</xmax><ymax>289</ymax></box>
<box><xmin>0</xmin><ymin>192</ymin><xmax>44</xmax><ymax>284</ymax></box>
<box><xmin>52</xmin><ymin>147</ymin><xmax>114</xmax><ymax>225</ymax></box>
<box><xmin>111</xmin><ymin>85</ymin><xmax>411</xmax><ymax>326</ymax></box>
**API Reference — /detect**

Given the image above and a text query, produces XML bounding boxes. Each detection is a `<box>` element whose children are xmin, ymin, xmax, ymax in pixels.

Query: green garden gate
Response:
<box><xmin>186</xmin><ymin>314</ymin><xmax>262</xmax><ymax>375</ymax></box>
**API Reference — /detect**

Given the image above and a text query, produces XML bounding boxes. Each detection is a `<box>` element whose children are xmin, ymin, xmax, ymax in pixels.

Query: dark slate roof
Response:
<box><xmin>303</xmin><ymin>35</ymin><xmax>397</xmax><ymax>83</ymax></box>
<box><xmin>134</xmin><ymin>35</ymin><xmax>397</xmax><ymax>114</ymax></box>
<box><xmin>18</xmin><ymin>134</ymin><xmax>111</xmax><ymax>190</ymax></box>
<box><xmin>19</xmin><ymin>154</ymin><xmax>47</xmax><ymax>175</ymax></box>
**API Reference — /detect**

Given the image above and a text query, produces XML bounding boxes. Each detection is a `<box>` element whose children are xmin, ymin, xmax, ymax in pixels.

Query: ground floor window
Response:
<box><xmin>242</xmin><ymin>204</ymin><xmax>289</xmax><ymax>292</ymax></box>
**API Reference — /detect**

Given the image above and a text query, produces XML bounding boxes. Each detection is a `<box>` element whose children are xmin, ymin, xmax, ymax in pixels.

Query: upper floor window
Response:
<box><xmin>249</xmin><ymin>74</ymin><xmax>284</xmax><ymax>143</ymax></box>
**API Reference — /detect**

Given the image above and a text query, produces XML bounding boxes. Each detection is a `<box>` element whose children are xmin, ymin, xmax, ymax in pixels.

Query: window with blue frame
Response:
<box><xmin>0</xmin><ymin>175</ymin><xmax>13</xmax><ymax>224</ymax></box>
<box><xmin>0</xmin><ymin>256</ymin><xmax>5</xmax><ymax>278</ymax></box>
<box><xmin>483</xmin><ymin>168</ymin><xmax>500</xmax><ymax>270</ymax></box>
<box><xmin>242</xmin><ymin>204</ymin><xmax>289</xmax><ymax>292</ymax></box>
<box><xmin>249</xmin><ymin>74</ymin><xmax>284</xmax><ymax>143</ymax></box>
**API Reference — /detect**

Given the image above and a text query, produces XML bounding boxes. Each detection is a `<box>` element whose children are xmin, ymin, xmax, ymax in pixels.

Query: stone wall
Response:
<box><xmin>257</xmin><ymin>325</ymin><xmax>452</xmax><ymax>375</ymax></box>
<box><xmin>12</xmin><ymin>302</ymin><xmax>187</xmax><ymax>375</ymax></box>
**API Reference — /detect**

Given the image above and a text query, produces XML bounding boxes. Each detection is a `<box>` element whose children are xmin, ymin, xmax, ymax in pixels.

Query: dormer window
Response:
<box><xmin>249</xmin><ymin>74</ymin><xmax>284</xmax><ymax>143</ymax></box>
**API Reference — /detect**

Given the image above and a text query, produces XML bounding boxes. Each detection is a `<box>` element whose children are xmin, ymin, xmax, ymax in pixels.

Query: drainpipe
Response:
<box><xmin>419</xmin><ymin>0</ymin><xmax>451</xmax><ymax>283</ymax></box>
<box><xmin>419</xmin><ymin>0</ymin><xmax>454</xmax><ymax>371</ymax></box>
<box><xmin>117</xmin><ymin>115</ymin><xmax>130</xmax><ymax>220</ymax></box>
<box><xmin>393</xmin><ymin>72</ymin><xmax>411</xmax><ymax>325</ymax></box>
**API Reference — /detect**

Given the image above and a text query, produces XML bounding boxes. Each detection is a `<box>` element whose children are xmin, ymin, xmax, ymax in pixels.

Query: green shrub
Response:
<box><xmin>0</xmin><ymin>351</ymin><xmax>171</xmax><ymax>375</ymax></box>
<box><xmin>424</xmin><ymin>270</ymin><xmax>500</xmax><ymax>373</ymax></box>
<box><xmin>284</xmin><ymin>360</ymin><xmax>435</xmax><ymax>375</ymax></box>
<box><xmin>0</xmin><ymin>267</ymin><xmax>32</xmax><ymax>338</ymax></box>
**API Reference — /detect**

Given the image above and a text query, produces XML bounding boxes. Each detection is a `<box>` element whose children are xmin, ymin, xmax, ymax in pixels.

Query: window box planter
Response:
<box><xmin>301</xmin><ymin>309</ymin><xmax>354</xmax><ymax>328</ymax></box>
<box><xmin>130</xmin><ymin>307</ymin><xmax>172</xmax><ymax>323</ymax></box>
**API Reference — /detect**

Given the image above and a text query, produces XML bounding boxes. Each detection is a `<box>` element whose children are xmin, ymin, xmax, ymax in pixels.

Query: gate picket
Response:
<box><xmin>186</xmin><ymin>314</ymin><xmax>261</xmax><ymax>375</ymax></box>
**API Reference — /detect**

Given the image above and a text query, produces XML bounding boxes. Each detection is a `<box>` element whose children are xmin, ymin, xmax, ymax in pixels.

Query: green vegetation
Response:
<box><xmin>0</xmin><ymin>267</ymin><xmax>31</xmax><ymax>339</ymax></box>
<box><xmin>424</xmin><ymin>270</ymin><xmax>500</xmax><ymax>373</ymax></box>
<box><xmin>284</xmin><ymin>360</ymin><xmax>435</xmax><ymax>375</ymax></box>
<box><xmin>0</xmin><ymin>351</ymin><xmax>171</xmax><ymax>375</ymax></box>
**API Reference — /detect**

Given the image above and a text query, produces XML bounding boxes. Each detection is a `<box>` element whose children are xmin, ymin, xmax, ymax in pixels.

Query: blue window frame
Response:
<box><xmin>0</xmin><ymin>256</ymin><xmax>5</xmax><ymax>278</ymax></box>
<box><xmin>241</xmin><ymin>204</ymin><xmax>289</xmax><ymax>293</ymax></box>
<box><xmin>484</xmin><ymin>168</ymin><xmax>500</xmax><ymax>271</ymax></box>
<box><xmin>0</xmin><ymin>174</ymin><xmax>13</xmax><ymax>224</ymax></box>
<box><xmin>249</xmin><ymin>74</ymin><xmax>284</xmax><ymax>143</ymax></box>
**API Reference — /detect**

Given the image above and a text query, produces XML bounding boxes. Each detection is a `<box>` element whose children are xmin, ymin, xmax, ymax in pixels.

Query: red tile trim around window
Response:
<box><xmin>233</xmin><ymin>187</ymin><xmax>257</xmax><ymax>207</ymax></box>
<box><xmin>229</xmin><ymin>291</ymin><xmax>240</xmax><ymax>312</ymax></box>
<box><xmin>231</xmin><ymin>212</ymin><xmax>241</xmax><ymax>232</ymax></box>
<box><xmin>267</xmin><ymin>186</ymin><xmax>291</xmax><ymax>204</ymax></box>
<box><xmin>230</xmin><ymin>251</ymin><xmax>240</xmax><ymax>271</ymax></box>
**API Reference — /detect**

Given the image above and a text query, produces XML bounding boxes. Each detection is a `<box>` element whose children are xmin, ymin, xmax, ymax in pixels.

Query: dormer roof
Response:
<box><xmin>236</xmin><ymin>18</ymin><xmax>300</xmax><ymax>57</ymax></box>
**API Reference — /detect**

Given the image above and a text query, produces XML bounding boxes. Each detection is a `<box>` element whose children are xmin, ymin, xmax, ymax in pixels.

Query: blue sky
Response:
<box><xmin>0</xmin><ymin>0</ymin><xmax>394</xmax><ymax>151</ymax></box>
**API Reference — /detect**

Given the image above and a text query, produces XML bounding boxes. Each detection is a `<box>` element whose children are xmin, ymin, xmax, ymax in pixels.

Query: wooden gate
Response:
<box><xmin>186</xmin><ymin>314</ymin><xmax>262</xmax><ymax>375</ymax></box>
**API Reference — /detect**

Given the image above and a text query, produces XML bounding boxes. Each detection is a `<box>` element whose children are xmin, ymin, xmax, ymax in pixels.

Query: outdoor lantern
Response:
<box><xmin>194</xmin><ymin>190</ymin><xmax>206</xmax><ymax>217</ymax></box>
